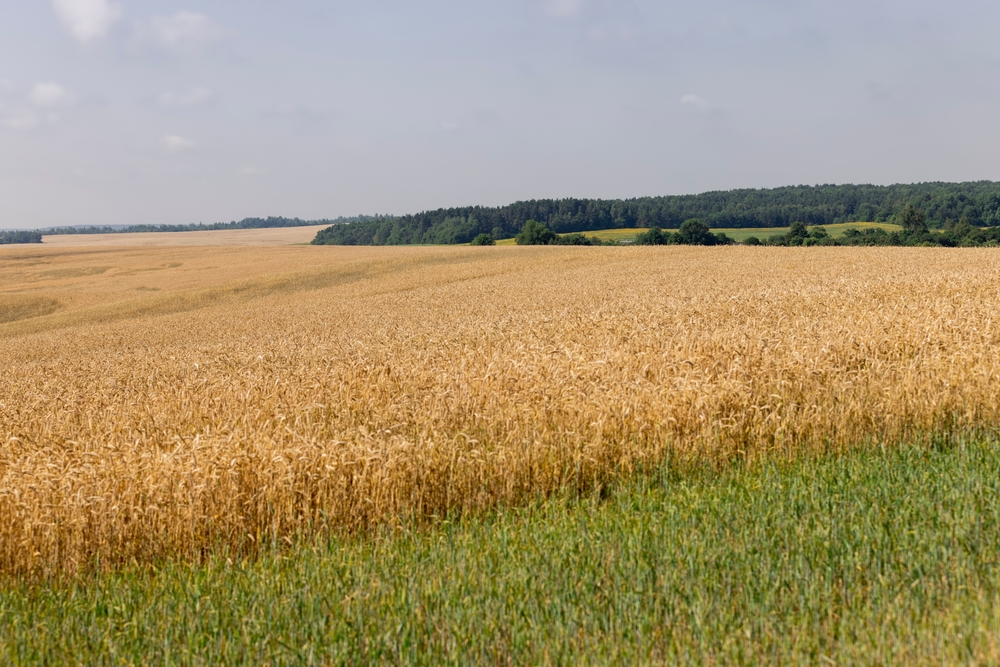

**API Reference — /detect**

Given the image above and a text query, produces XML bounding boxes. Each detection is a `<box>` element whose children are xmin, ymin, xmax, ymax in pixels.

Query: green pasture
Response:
<box><xmin>3</xmin><ymin>438</ymin><xmax>1000</xmax><ymax>665</ymax></box>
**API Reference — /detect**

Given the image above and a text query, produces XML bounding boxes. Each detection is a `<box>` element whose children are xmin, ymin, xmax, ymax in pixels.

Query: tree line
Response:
<box><xmin>0</xmin><ymin>231</ymin><xmax>42</xmax><ymax>245</ymax></box>
<box><xmin>39</xmin><ymin>215</ymin><xmax>387</xmax><ymax>236</ymax></box>
<box><xmin>635</xmin><ymin>207</ymin><xmax>1000</xmax><ymax>248</ymax></box>
<box><xmin>783</xmin><ymin>205</ymin><xmax>1000</xmax><ymax>247</ymax></box>
<box><xmin>460</xmin><ymin>208</ymin><xmax>1000</xmax><ymax>249</ymax></box>
<box><xmin>467</xmin><ymin>219</ymin><xmax>732</xmax><ymax>247</ymax></box>
<box><xmin>312</xmin><ymin>181</ymin><xmax>1000</xmax><ymax>246</ymax></box>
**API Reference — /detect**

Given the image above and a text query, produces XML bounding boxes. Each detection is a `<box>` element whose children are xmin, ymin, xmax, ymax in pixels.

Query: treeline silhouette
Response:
<box><xmin>41</xmin><ymin>215</ymin><xmax>387</xmax><ymax>236</ymax></box>
<box><xmin>312</xmin><ymin>181</ymin><xmax>1000</xmax><ymax>246</ymax></box>
<box><xmin>0</xmin><ymin>231</ymin><xmax>42</xmax><ymax>244</ymax></box>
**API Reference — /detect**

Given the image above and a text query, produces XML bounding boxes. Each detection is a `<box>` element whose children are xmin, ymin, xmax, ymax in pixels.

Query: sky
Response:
<box><xmin>2</xmin><ymin>1</ymin><xmax>1000</xmax><ymax>228</ymax></box>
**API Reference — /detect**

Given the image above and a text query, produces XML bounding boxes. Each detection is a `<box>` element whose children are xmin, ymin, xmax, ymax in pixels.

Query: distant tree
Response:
<box><xmin>899</xmin><ymin>204</ymin><xmax>928</xmax><ymax>234</ymax></box>
<box><xmin>743</xmin><ymin>235</ymin><xmax>761</xmax><ymax>246</ymax></box>
<box><xmin>677</xmin><ymin>218</ymin><xmax>715</xmax><ymax>245</ymax></box>
<box><xmin>470</xmin><ymin>233</ymin><xmax>496</xmax><ymax>246</ymax></box>
<box><xmin>515</xmin><ymin>220</ymin><xmax>556</xmax><ymax>245</ymax></box>
<box><xmin>787</xmin><ymin>222</ymin><xmax>809</xmax><ymax>240</ymax></box>
<box><xmin>0</xmin><ymin>231</ymin><xmax>42</xmax><ymax>244</ymax></box>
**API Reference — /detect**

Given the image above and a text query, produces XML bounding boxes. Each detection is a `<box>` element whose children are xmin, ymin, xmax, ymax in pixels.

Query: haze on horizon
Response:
<box><xmin>2</xmin><ymin>0</ymin><xmax>999</xmax><ymax>229</ymax></box>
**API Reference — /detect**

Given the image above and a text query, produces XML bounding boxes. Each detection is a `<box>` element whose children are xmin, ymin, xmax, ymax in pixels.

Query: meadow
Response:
<box><xmin>2</xmin><ymin>242</ymin><xmax>1000</xmax><ymax>582</ymax></box>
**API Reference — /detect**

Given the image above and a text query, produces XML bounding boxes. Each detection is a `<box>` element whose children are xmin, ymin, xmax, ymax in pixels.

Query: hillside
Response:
<box><xmin>312</xmin><ymin>181</ymin><xmax>1000</xmax><ymax>246</ymax></box>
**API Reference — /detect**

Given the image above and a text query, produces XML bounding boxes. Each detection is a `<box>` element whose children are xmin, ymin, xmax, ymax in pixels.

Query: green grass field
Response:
<box><xmin>493</xmin><ymin>222</ymin><xmax>902</xmax><ymax>245</ymax></box>
<box><xmin>4</xmin><ymin>439</ymin><xmax>1000</xmax><ymax>665</ymax></box>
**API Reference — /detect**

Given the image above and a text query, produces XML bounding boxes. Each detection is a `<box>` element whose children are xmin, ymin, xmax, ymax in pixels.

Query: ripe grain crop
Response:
<box><xmin>1</xmin><ymin>244</ymin><xmax>1000</xmax><ymax>577</ymax></box>
<box><xmin>39</xmin><ymin>224</ymin><xmax>329</xmax><ymax>248</ymax></box>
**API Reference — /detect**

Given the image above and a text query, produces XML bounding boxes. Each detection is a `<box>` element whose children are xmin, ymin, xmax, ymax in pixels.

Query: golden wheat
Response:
<box><xmin>1</xmin><ymin>243</ymin><xmax>1000</xmax><ymax>576</ymax></box>
<box><xmin>39</xmin><ymin>224</ymin><xmax>328</xmax><ymax>248</ymax></box>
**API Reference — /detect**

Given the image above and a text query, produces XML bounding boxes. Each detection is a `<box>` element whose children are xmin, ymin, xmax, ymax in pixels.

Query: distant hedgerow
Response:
<box><xmin>0</xmin><ymin>231</ymin><xmax>42</xmax><ymax>244</ymax></box>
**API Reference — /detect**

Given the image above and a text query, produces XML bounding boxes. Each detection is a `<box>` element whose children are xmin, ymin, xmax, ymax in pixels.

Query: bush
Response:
<box><xmin>470</xmin><ymin>233</ymin><xmax>495</xmax><ymax>246</ymax></box>
<box><xmin>635</xmin><ymin>226</ymin><xmax>673</xmax><ymax>245</ymax></box>
<box><xmin>765</xmin><ymin>223</ymin><xmax>836</xmax><ymax>246</ymax></box>
<box><xmin>551</xmin><ymin>233</ymin><xmax>596</xmax><ymax>245</ymax></box>
<box><xmin>743</xmin><ymin>236</ymin><xmax>761</xmax><ymax>246</ymax></box>
<box><xmin>635</xmin><ymin>223</ymin><xmax>729</xmax><ymax>246</ymax></box>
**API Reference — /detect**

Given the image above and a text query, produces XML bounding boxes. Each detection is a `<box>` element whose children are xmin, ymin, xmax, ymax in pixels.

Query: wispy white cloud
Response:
<box><xmin>52</xmin><ymin>0</ymin><xmax>122</xmax><ymax>43</ymax></box>
<box><xmin>30</xmin><ymin>82</ymin><xmax>73</xmax><ymax>107</ymax></box>
<box><xmin>158</xmin><ymin>86</ymin><xmax>212</xmax><ymax>107</ymax></box>
<box><xmin>545</xmin><ymin>0</ymin><xmax>582</xmax><ymax>18</ymax></box>
<box><xmin>135</xmin><ymin>12</ymin><xmax>226</xmax><ymax>54</ymax></box>
<box><xmin>161</xmin><ymin>134</ymin><xmax>195</xmax><ymax>153</ymax></box>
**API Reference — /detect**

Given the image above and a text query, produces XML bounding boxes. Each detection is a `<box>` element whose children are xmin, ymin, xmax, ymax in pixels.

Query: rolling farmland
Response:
<box><xmin>2</xmin><ymin>243</ymin><xmax>1000</xmax><ymax>579</ymax></box>
<box><xmin>39</xmin><ymin>224</ymin><xmax>329</xmax><ymax>248</ymax></box>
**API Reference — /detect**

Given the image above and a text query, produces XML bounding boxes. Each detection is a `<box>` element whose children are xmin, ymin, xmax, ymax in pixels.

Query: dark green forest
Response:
<box><xmin>312</xmin><ymin>181</ymin><xmax>1000</xmax><ymax>246</ymax></box>
<box><xmin>39</xmin><ymin>215</ymin><xmax>385</xmax><ymax>236</ymax></box>
<box><xmin>0</xmin><ymin>231</ymin><xmax>42</xmax><ymax>244</ymax></box>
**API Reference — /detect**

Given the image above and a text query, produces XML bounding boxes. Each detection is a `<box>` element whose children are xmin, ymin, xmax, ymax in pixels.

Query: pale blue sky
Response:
<box><xmin>2</xmin><ymin>1</ymin><xmax>1000</xmax><ymax>228</ymax></box>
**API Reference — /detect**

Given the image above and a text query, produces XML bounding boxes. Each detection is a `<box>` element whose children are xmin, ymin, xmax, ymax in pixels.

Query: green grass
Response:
<box><xmin>494</xmin><ymin>222</ymin><xmax>903</xmax><ymax>244</ymax></box>
<box><xmin>3</xmin><ymin>440</ymin><xmax>1000</xmax><ymax>664</ymax></box>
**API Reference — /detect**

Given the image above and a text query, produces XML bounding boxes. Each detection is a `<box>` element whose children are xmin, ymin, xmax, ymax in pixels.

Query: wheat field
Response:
<box><xmin>2</xmin><ymin>243</ymin><xmax>1000</xmax><ymax>577</ymax></box>
<box><xmin>40</xmin><ymin>224</ymin><xmax>329</xmax><ymax>247</ymax></box>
